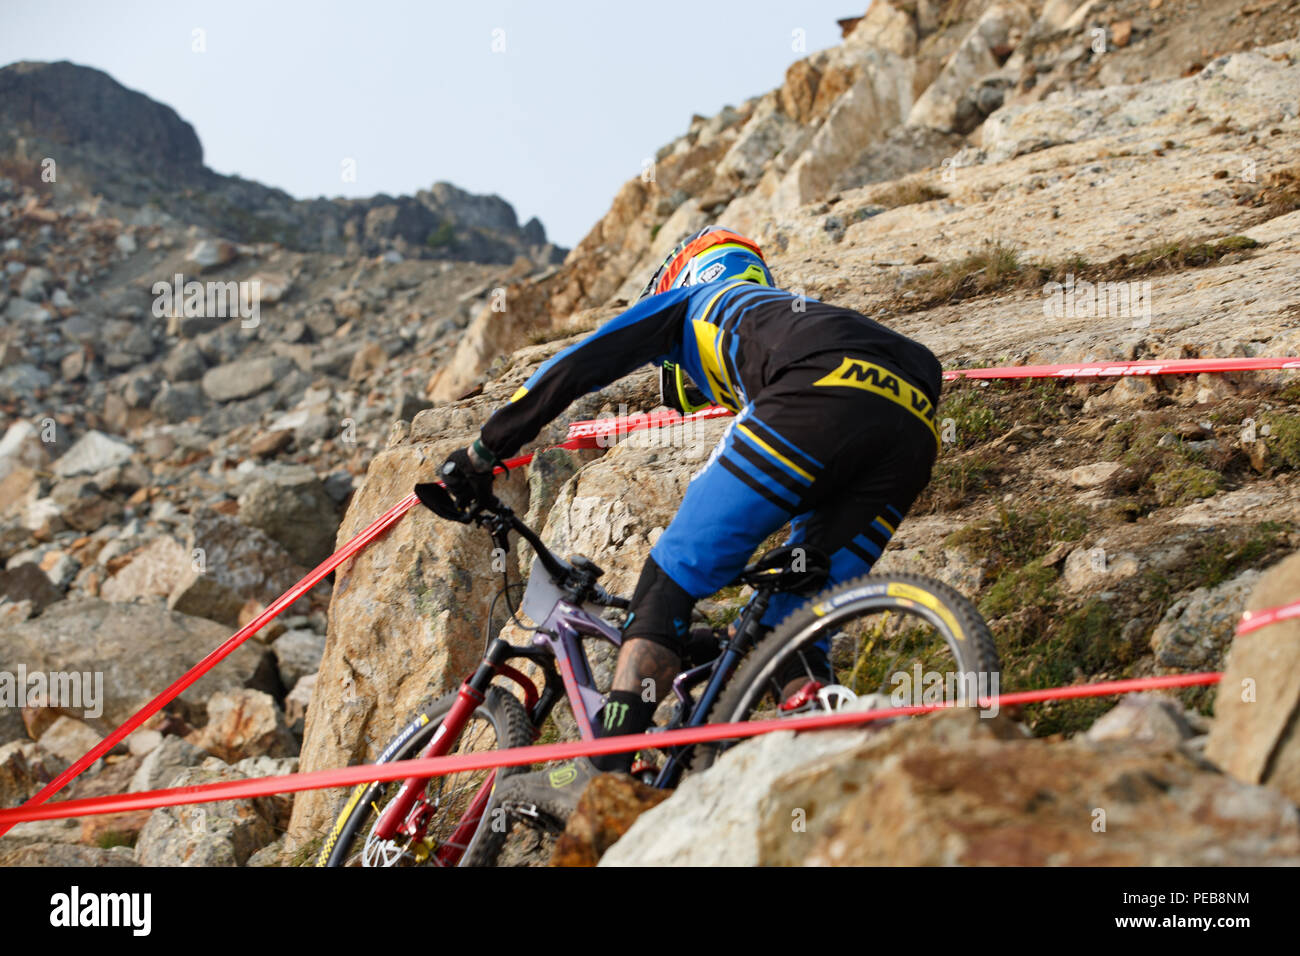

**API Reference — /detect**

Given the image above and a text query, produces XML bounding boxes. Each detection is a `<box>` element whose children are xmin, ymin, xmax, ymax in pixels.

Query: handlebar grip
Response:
<box><xmin>595</xmin><ymin>586</ymin><xmax>630</xmax><ymax>609</ymax></box>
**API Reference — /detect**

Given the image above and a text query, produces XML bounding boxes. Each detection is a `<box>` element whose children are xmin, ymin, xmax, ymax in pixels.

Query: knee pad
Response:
<box><xmin>622</xmin><ymin>555</ymin><xmax>695</xmax><ymax>657</ymax></box>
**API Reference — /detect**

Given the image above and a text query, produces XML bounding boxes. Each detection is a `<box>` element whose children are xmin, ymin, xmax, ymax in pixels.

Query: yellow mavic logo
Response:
<box><xmin>812</xmin><ymin>358</ymin><xmax>940</xmax><ymax>450</ymax></box>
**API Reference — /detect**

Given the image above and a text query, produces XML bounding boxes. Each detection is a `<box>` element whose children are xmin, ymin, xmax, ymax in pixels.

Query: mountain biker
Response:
<box><xmin>441</xmin><ymin>225</ymin><xmax>943</xmax><ymax>814</ymax></box>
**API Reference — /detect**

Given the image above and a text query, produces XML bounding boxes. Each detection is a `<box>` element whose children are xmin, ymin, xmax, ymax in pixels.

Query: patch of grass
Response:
<box><xmin>96</xmin><ymin>830</ymin><xmax>136</xmax><ymax>850</ymax></box>
<box><xmin>1150</xmin><ymin>464</ymin><xmax>1222</xmax><ymax>506</ymax></box>
<box><xmin>947</xmin><ymin>504</ymin><xmax>1091</xmax><ymax>575</ymax></box>
<box><xmin>1262</xmin><ymin>412</ymin><xmax>1300</xmax><ymax>469</ymax></box>
<box><xmin>1105</xmin><ymin>235</ymin><xmax>1259</xmax><ymax>276</ymax></box>
<box><xmin>1189</xmin><ymin>520</ymin><xmax>1288</xmax><ymax>588</ymax></box>
<box><xmin>915</xmin><ymin>448</ymin><xmax>1003</xmax><ymax>512</ymax></box>
<box><xmin>937</xmin><ymin>389</ymin><xmax>1006</xmax><ymax>448</ymax></box>
<box><xmin>873</xmin><ymin>179</ymin><xmax>948</xmax><ymax>209</ymax></box>
<box><xmin>979</xmin><ymin>558</ymin><xmax>1057</xmax><ymax>619</ymax></box>
<box><xmin>1000</xmin><ymin>599</ymin><xmax>1128</xmax><ymax>736</ymax></box>
<box><xmin>892</xmin><ymin>234</ymin><xmax>1261</xmax><ymax>314</ymax></box>
<box><xmin>901</xmin><ymin>239</ymin><xmax>1027</xmax><ymax>307</ymax></box>
<box><xmin>1278</xmin><ymin>379</ymin><xmax>1300</xmax><ymax>405</ymax></box>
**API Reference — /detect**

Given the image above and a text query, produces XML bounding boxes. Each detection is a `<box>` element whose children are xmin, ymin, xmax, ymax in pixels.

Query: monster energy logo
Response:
<box><xmin>602</xmin><ymin>700</ymin><xmax>629</xmax><ymax>731</ymax></box>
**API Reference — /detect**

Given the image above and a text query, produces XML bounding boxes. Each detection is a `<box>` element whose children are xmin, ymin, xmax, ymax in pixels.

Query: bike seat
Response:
<box><xmin>736</xmin><ymin>545</ymin><xmax>831</xmax><ymax>594</ymax></box>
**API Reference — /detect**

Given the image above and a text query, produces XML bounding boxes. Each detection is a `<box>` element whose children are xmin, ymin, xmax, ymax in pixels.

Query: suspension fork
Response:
<box><xmin>372</xmin><ymin>650</ymin><xmax>504</xmax><ymax>842</ymax></box>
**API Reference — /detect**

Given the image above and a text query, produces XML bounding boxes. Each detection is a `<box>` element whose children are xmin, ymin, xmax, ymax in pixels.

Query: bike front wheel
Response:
<box><xmin>698</xmin><ymin>572</ymin><xmax>1001</xmax><ymax>769</ymax></box>
<box><xmin>318</xmin><ymin>686</ymin><xmax>532</xmax><ymax>867</ymax></box>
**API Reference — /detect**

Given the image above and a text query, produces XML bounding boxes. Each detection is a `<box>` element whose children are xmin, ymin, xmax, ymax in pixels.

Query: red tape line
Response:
<box><xmin>0</xmin><ymin>672</ymin><xmax>1221</xmax><ymax>826</ymax></box>
<box><xmin>1237</xmin><ymin>598</ymin><xmax>1300</xmax><ymax>636</ymax></box>
<box><xmin>942</xmin><ymin>355</ymin><xmax>1300</xmax><ymax>381</ymax></box>
<box><xmin>6</xmin><ymin>352</ymin><xmax>1291</xmax><ymax>833</ymax></box>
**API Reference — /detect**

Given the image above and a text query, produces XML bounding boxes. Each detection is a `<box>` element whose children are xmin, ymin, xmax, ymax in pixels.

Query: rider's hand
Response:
<box><xmin>440</xmin><ymin>440</ymin><xmax>500</xmax><ymax>511</ymax></box>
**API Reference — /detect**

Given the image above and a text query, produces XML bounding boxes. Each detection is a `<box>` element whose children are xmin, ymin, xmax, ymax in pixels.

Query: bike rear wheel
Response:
<box><xmin>318</xmin><ymin>687</ymin><xmax>532</xmax><ymax>867</ymax></box>
<box><xmin>698</xmin><ymin>572</ymin><xmax>1000</xmax><ymax>769</ymax></box>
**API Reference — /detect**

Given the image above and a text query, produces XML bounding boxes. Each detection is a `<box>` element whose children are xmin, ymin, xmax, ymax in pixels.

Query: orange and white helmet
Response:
<box><xmin>637</xmin><ymin>226</ymin><xmax>774</xmax><ymax>300</ymax></box>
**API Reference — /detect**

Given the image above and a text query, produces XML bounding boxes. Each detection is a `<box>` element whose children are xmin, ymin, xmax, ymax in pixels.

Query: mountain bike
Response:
<box><xmin>317</xmin><ymin>480</ymin><xmax>999</xmax><ymax>867</ymax></box>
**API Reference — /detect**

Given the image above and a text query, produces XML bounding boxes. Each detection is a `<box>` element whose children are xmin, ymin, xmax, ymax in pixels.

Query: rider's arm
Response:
<box><xmin>479</xmin><ymin>287</ymin><xmax>693</xmax><ymax>459</ymax></box>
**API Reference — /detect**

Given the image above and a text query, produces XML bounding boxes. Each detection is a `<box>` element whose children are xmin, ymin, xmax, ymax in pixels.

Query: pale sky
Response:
<box><xmin>0</xmin><ymin>0</ymin><xmax>863</xmax><ymax>247</ymax></box>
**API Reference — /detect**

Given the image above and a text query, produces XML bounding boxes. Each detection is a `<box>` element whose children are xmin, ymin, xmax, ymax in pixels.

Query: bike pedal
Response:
<box><xmin>780</xmin><ymin>680</ymin><xmax>825</xmax><ymax>713</ymax></box>
<box><xmin>505</xmin><ymin>801</ymin><xmax>542</xmax><ymax>821</ymax></box>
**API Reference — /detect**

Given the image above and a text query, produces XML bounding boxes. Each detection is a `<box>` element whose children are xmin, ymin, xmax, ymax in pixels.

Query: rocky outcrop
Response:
<box><xmin>603</xmin><ymin>709</ymin><xmax>1300</xmax><ymax>866</ymax></box>
<box><xmin>1207</xmin><ymin>552</ymin><xmax>1300</xmax><ymax>804</ymax></box>
<box><xmin>0</xmin><ymin>61</ymin><xmax>564</xmax><ymax>263</ymax></box>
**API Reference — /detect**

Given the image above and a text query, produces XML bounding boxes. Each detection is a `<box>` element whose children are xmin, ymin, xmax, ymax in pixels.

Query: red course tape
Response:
<box><xmin>5</xmin><ymin>352</ymin><xmax>1292</xmax><ymax>833</ymax></box>
<box><xmin>1237</xmin><ymin>598</ymin><xmax>1300</xmax><ymax>636</ymax></box>
<box><xmin>0</xmin><ymin>672</ymin><xmax>1221</xmax><ymax>825</ymax></box>
<box><xmin>942</xmin><ymin>355</ymin><xmax>1300</xmax><ymax>381</ymax></box>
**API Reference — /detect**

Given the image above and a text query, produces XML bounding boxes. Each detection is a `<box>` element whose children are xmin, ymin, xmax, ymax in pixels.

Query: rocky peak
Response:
<box><xmin>0</xmin><ymin>60</ymin><xmax>204</xmax><ymax>177</ymax></box>
<box><xmin>0</xmin><ymin>60</ymin><xmax>564</xmax><ymax>265</ymax></box>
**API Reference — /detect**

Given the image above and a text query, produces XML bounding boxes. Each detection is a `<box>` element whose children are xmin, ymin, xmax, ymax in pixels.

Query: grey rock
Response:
<box><xmin>52</xmin><ymin>430</ymin><xmax>135</xmax><ymax>477</ymax></box>
<box><xmin>18</xmin><ymin>266</ymin><xmax>52</xmax><ymax>301</ymax></box>
<box><xmin>236</xmin><ymin>465</ymin><xmax>339</xmax><ymax>568</ymax></box>
<box><xmin>272</xmin><ymin>629</ymin><xmax>325</xmax><ymax>689</ymax></box>
<box><xmin>134</xmin><ymin>759</ymin><xmax>293</xmax><ymax>866</ymax></box>
<box><xmin>129</xmin><ymin>734</ymin><xmax>209</xmax><ymax>792</ymax></box>
<box><xmin>4</xmin><ymin>298</ymin><xmax>52</xmax><ymax>322</ymax></box>
<box><xmin>161</xmin><ymin>340</ymin><xmax>208</xmax><ymax>381</ymax></box>
<box><xmin>1151</xmin><ymin>570</ymin><xmax>1261</xmax><ymax>669</ymax></box>
<box><xmin>201</xmin><ymin>356</ymin><xmax>293</xmax><ymax>403</ymax></box>
<box><xmin>1085</xmin><ymin>693</ymin><xmax>1195</xmax><ymax>746</ymax></box>
<box><xmin>0</xmin><ymin>599</ymin><xmax>263</xmax><ymax>726</ymax></box>
<box><xmin>149</xmin><ymin>382</ymin><xmax>207</xmax><ymax>423</ymax></box>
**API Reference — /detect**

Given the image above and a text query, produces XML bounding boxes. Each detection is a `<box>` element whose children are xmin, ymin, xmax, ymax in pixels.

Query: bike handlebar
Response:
<box><xmin>469</xmin><ymin>493</ymin><xmax>630</xmax><ymax>610</ymax></box>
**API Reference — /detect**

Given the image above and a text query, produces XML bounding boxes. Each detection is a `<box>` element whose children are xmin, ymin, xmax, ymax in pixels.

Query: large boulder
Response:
<box><xmin>134</xmin><ymin>756</ymin><xmax>296</xmax><ymax>866</ymax></box>
<box><xmin>166</xmin><ymin>509</ymin><xmax>306</xmax><ymax>626</ymax></box>
<box><xmin>604</xmin><ymin>710</ymin><xmax>1300</xmax><ymax>866</ymax></box>
<box><xmin>754</xmin><ymin>714</ymin><xmax>1299</xmax><ymax>866</ymax></box>
<box><xmin>0</xmin><ymin>599</ymin><xmax>263</xmax><ymax>728</ymax></box>
<box><xmin>235</xmin><ymin>465</ymin><xmax>339</xmax><ymax>568</ymax></box>
<box><xmin>285</xmin><ymin>427</ymin><xmax>531</xmax><ymax>850</ymax></box>
<box><xmin>1206</xmin><ymin>552</ymin><xmax>1300</xmax><ymax>803</ymax></box>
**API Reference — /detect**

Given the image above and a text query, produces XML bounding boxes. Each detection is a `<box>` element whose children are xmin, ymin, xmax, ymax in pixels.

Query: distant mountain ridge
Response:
<box><xmin>0</xmin><ymin>60</ymin><xmax>563</xmax><ymax>264</ymax></box>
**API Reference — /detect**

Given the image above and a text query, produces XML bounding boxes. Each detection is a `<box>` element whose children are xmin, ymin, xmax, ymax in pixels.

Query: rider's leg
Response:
<box><xmin>731</xmin><ymin>359</ymin><xmax>940</xmax><ymax>701</ymax></box>
<box><xmin>588</xmin><ymin>414</ymin><xmax>818</xmax><ymax>769</ymax></box>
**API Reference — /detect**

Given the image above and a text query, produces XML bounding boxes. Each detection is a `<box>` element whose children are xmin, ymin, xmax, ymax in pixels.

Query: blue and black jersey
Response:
<box><xmin>480</xmin><ymin>281</ymin><xmax>943</xmax><ymax>460</ymax></box>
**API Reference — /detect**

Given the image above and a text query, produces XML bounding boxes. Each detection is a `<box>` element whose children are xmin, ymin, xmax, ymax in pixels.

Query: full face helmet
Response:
<box><xmin>637</xmin><ymin>225</ymin><xmax>774</xmax><ymax>301</ymax></box>
<box><xmin>639</xmin><ymin>226</ymin><xmax>775</xmax><ymax>414</ymax></box>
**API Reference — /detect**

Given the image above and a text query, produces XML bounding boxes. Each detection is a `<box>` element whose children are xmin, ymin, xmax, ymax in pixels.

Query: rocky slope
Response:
<box><xmin>0</xmin><ymin>60</ymin><xmax>562</xmax><ymax>862</ymax></box>
<box><xmin>288</xmin><ymin>0</ymin><xmax>1300</xmax><ymax>865</ymax></box>
<box><xmin>5</xmin><ymin>0</ymin><xmax>1300</xmax><ymax>867</ymax></box>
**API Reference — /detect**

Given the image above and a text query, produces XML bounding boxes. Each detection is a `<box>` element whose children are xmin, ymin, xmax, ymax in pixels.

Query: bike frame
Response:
<box><xmin>367</xmin><ymin>486</ymin><xmax>790</xmax><ymax>865</ymax></box>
